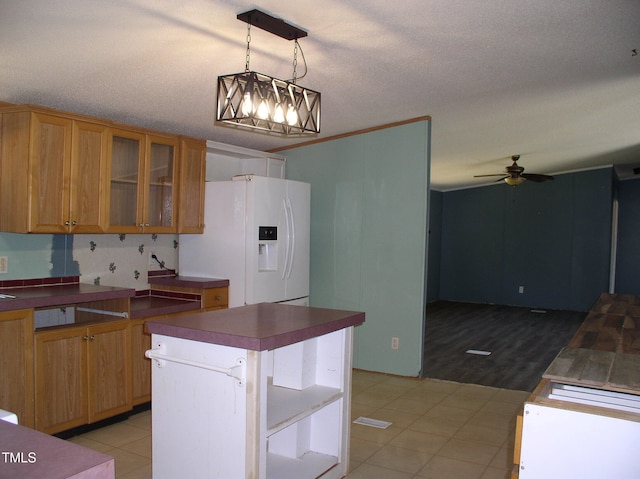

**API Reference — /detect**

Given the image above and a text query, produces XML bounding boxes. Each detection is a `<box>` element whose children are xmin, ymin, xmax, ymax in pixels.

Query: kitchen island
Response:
<box><xmin>146</xmin><ymin>302</ymin><xmax>365</xmax><ymax>479</ymax></box>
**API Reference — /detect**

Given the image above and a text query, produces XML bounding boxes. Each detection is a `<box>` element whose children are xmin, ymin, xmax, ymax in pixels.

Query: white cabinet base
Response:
<box><xmin>149</xmin><ymin>327</ymin><xmax>353</xmax><ymax>479</ymax></box>
<box><xmin>519</xmin><ymin>384</ymin><xmax>640</xmax><ymax>479</ymax></box>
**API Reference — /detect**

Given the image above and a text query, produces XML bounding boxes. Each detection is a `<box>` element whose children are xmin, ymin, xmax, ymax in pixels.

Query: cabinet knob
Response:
<box><xmin>72</xmin><ymin>220</ymin><xmax>77</xmax><ymax>226</ymax></box>
<box><xmin>90</xmin><ymin>335</ymin><xmax>95</xmax><ymax>341</ymax></box>
<box><xmin>215</xmin><ymin>295</ymin><xmax>222</xmax><ymax>301</ymax></box>
<box><xmin>83</xmin><ymin>335</ymin><xmax>89</xmax><ymax>341</ymax></box>
<box><xmin>65</xmin><ymin>221</ymin><xmax>70</xmax><ymax>226</ymax></box>
<box><xmin>145</xmin><ymin>223</ymin><xmax>150</xmax><ymax>227</ymax></box>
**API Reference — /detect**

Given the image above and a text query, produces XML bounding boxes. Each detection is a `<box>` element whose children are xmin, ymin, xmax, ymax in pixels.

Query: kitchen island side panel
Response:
<box><xmin>150</xmin><ymin>334</ymin><xmax>250</xmax><ymax>479</ymax></box>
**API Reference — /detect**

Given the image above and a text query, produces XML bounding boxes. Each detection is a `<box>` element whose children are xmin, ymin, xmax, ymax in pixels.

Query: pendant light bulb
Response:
<box><xmin>286</xmin><ymin>105</ymin><xmax>298</xmax><ymax>125</ymax></box>
<box><xmin>257</xmin><ymin>100</ymin><xmax>269</xmax><ymax>119</ymax></box>
<box><xmin>274</xmin><ymin>104</ymin><xmax>285</xmax><ymax>123</ymax></box>
<box><xmin>241</xmin><ymin>91</ymin><xmax>252</xmax><ymax>116</ymax></box>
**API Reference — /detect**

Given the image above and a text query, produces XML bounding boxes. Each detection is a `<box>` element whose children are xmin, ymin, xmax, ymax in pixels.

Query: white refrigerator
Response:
<box><xmin>179</xmin><ymin>175</ymin><xmax>310</xmax><ymax>307</ymax></box>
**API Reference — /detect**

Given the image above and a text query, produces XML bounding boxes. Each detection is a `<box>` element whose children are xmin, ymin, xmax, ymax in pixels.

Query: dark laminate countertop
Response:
<box><xmin>130</xmin><ymin>294</ymin><xmax>201</xmax><ymax>319</ymax></box>
<box><xmin>0</xmin><ymin>283</ymin><xmax>134</xmax><ymax>313</ymax></box>
<box><xmin>147</xmin><ymin>275</ymin><xmax>229</xmax><ymax>289</ymax></box>
<box><xmin>0</xmin><ymin>419</ymin><xmax>114</xmax><ymax>479</ymax></box>
<box><xmin>146</xmin><ymin>302</ymin><xmax>365</xmax><ymax>351</ymax></box>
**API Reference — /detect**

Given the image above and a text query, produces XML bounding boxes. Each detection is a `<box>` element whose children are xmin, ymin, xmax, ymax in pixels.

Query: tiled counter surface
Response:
<box><xmin>0</xmin><ymin>419</ymin><xmax>114</xmax><ymax>479</ymax></box>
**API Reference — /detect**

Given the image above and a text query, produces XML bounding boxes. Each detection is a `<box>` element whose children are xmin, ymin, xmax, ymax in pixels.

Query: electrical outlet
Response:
<box><xmin>0</xmin><ymin>256</ymin><xmax>7</xmax><ymax>274</ymax></box>
<box><xmin>391</xmin><ymin>337</ymin><xmax>399</xmax><ymax>350</ymax></box>
<box><xmin>518</xmin><ymin>285</ymin><xmax>524</xmax><ymax>294</ymax></box>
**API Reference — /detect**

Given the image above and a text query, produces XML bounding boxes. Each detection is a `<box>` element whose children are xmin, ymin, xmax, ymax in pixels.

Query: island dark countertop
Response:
<box><xmin>146</xmin><ymin>302</ymin><xmax>365</xmax><ymax>351</ymax></box>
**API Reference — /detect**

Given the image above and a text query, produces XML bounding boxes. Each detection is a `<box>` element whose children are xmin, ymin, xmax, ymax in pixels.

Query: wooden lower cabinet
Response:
<box><xmin>35</xmin><ymin>320</ymin><xmax>132</xmax><ymax>434</ymax></box>
<box><xmin>512</xmin><ymin>409</ymin><xmax>524</xmax><ymax>478</ymax></box>
<box><xmin>0</xmin><ymin>309</ymin><xmax>34</xmax><ymax>428</ymax></box>
<box><xmin>131</xmin><ymin>317</ymin><xmax>153</xmax><ymax>405</ymax></box>
<box><xmin>153</xmin><ymin>285</ymin><xmax>229</xmax><ymax>311</ymax></box>
<box><xmin>202</xmin><ymin>287</ymin><xmax>229</xmax><ymax>311</ymax></box>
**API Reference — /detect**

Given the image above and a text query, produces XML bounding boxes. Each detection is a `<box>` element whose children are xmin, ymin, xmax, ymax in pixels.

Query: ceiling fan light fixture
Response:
<box><xmin>505</xmin><ymin>176</ymin><xmax>525</xmax><ymax>186</ymax></box>
<box><xmin>215</xmin><ymin>9</ymin><xmax>321</xmax><ymax>136</ymax></box>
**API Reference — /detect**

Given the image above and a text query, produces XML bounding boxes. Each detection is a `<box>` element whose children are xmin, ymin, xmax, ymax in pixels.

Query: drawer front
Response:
<box><xmin>203</xmin><ymin>287</ymin><xmax>228</xmax><ymax>310</ymax></box>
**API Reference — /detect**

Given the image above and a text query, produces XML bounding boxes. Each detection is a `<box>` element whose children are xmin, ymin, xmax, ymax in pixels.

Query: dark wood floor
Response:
<box><xmin>422</xmin><ymin>301</ymin><xmax>586</xmax><ymax>391</ymax></box>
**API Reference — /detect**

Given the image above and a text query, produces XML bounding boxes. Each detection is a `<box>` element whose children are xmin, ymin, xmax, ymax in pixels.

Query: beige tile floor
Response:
<box><xmin>68</xmin><ymin>370</ymin><xmax>529</xmax><ymax>478</ymax></box>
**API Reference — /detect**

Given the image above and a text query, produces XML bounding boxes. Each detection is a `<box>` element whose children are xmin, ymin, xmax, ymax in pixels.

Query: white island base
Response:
<box><xmin>146</xmin><ymin>303</ymin><xmax>364</xmax><ymax>479</ymax></box>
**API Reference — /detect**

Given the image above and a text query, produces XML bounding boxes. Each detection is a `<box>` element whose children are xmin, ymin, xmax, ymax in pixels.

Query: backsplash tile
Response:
<box><xmin>0</xmin><ymin>232</ymin><xmax>179</xmax><ymax>290</ymax></box>
<box><xmin>74</xmin><ymin>234</ymin><xmax>178</xmax><ymax>290</ymax></box>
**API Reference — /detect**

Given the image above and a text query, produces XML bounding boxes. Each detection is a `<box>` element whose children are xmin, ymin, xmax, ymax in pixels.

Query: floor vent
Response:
<box><xmin>465</xmin><ymin>349</ymin><xmax>492</xmax><ymax>356</ymax></box>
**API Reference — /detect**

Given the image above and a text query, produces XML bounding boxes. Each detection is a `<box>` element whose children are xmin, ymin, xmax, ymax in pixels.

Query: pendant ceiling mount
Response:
<box><xmin>215</xmin><ymin>9</ymin><xmax>321</xmax><ymax>136</ymax></box>
<box><xmin>236</xmin><ymin>9</ymin><xmax>307</xmax><ymax>41</ymax></box>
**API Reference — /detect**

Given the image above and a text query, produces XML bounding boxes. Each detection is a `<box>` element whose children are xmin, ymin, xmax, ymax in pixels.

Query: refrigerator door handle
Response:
<box><xmin>284</xmin><ymin>197</ymin><xmax>295</xmax><ymax>279</ymax></box>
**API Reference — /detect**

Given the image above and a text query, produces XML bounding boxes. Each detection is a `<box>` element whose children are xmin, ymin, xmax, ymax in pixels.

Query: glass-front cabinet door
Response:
<box><xmin>107</xmin><ymin>129</ymin><xmax>145</xmax><ymax>233</ymax></box>
<box><xmin>144</xmin><ymin>135</ymin><xmax>178</xmax><ymax>232</ymax></box>
<box><xmin>107</xmin><ymin>131</ymin><xmax>178</xmax><ymax>233</ymax></box>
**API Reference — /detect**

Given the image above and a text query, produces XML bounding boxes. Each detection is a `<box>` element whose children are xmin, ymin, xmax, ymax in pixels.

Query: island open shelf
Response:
<box><xmin>146</xmin><ymin>303</ymin><xmax>364</xmax><ymax>479</ymax></box>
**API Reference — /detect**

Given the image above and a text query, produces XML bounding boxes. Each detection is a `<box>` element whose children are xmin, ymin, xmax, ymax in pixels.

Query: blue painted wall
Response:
<box><xmin>427</xmin><ymin>190</ymin><xmax>442</xmax><ymax>302</ymax></box>
<box><xmin>615</xmin><ymin>178</ymin><xmax>640</xmax><ymax>295</ymax></box>
<box><xmin>283</xmin><ymin>119</ymin><xmax>431</xmax><ymax>377</ymax></box>
<box><xmin>438</xmin><ymin>168</ymin><xmax>613</xmax><ymax>311</ymax></box>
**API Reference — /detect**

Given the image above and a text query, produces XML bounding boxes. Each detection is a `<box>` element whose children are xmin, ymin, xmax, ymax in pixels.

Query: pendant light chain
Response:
<box><xmin>292</xmin><ymin>39</ymin><xmax>299</xmax><ymax>84</ymax></box>
<box><xmin>245</xmin><ymin>23</ymin><xmax>251</xmax><ymax>72</ymax></box>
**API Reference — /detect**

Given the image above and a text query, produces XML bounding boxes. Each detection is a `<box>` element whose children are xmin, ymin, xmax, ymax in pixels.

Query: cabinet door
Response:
<box><xmin>107</xmin><ymin>128</ymin><xmax>146</xmax><ymax>233</ymax></box>
<box><xmin>178</xmin><ymin>138</ymin><xmax>206</xmax><ymax>233</ymax></box>
<box><xmin>35</xmin><ymin>326</ymin><xmax>88</xmax><ymax>434</ymax></box>
<box><xmin>0</xmin><ymin>309</ymin><xmax>34</xmax><ymax>428</ymax></box>
<box><xmin>87</xmin><ymin>320</ymin><xmax>132</xmax><ymax>423</ymax></box>
<box><xmin>29</xmin><ymin>112</ymin><xmax>73</xmax><ymax>233</ymax></box>
<box><xmin>144</xmin><ymin>135</ymin><xmax>179</xmax><ymax>232</ymax></box>
<box><xmin>131</xmin><ymin>318</ymin><xmax>153</xmax><ymax>405</ymax></box>
<box><xmin>69</xmin><ymin>121</ymin><xmax>109</xmax><ymax>233</ymax></box>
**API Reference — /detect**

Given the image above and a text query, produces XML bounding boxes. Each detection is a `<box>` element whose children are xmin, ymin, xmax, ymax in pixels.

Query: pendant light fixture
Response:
<box><xmin>216</xmin><ymin>9</ymin><xmax>321</xmax><ymax>135</ymax></box>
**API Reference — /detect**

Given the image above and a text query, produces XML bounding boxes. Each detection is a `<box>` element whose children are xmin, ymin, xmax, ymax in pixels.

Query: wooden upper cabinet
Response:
<box><xmin>0</xmin><ymin>104</ymin><xmax>205</xmax><ymax>234</ymax></box>
<box><xmin>107</xmin><ymin>128</ymin><xmax>146</xmax><ymax>233</ymax></box>
<box><xmin>70</xmin><ymin>121</ymin><xmax>109</xmax><ymax>233</ymax></box>
<box><xmin>0</xmin><ymin>109</ymin><xmax>108</xmax><ymax>233</ymax></box>
<box><xmin>178</xmin><ymin>137</ymin><xmax>206</xmax><ymax>233</ymax></box>
<box><xmin>29</xmin><ymin>113</ymin><xmax>72</xmax><ymax>233</ymax></box>
<box><xmin>144</xmin><ymin>135</ymin><xmax>179</xmax><ymax>233</ymax></box>
<box><xmin>107</xmin><ymin>131</ymin><xmax>179</xmax><ymax>233</ymax></box>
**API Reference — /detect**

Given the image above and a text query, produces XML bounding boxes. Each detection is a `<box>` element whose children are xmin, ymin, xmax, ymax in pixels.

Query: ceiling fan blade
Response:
<box><xmin>474</xmin><ymin>174</ymin><xmax>506</xmax><ymax>178</ymax></box>
<box><xmin>521</xmin><ymin>173</ymin><xmax>554</xmax><ymax>182</ymax></box>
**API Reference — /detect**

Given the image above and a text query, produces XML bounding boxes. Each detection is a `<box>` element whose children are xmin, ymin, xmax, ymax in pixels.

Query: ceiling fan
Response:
<box><xmin>474</xmin><ymin>155</ymin><xmax>554</xmax><ymax>186</ymax></box>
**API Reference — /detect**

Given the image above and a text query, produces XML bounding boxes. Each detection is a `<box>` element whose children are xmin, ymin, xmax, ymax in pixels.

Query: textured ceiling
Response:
<box><xmin>1</xmin><ymin>0</ymin><xmax>639</xmax><ymax>190</ymax></box>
